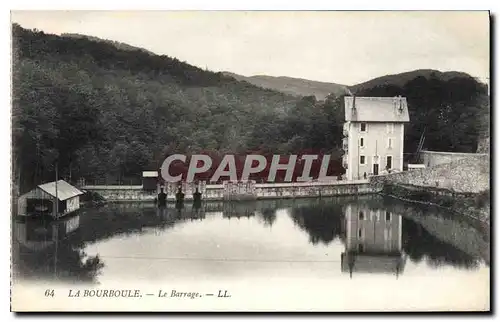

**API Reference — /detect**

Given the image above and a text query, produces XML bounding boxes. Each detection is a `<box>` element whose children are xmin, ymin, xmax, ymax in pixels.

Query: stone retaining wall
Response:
<box><xmin>421</xmin><ymin>150</ymin><xmax>488</xmax><ymax>167</ymax></box>
<box><xmin>371</xmin><ymin>154</ymin><xmax>489</xmax><ymax>193</ymax></box>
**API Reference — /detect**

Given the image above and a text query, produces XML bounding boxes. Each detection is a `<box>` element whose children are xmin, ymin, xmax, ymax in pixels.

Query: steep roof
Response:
<box><xmin>344</xmin><ymin>96</ymin><xmax>410</xmax><ymax>122</ymax></box>
<box><xmin>38</xmin><ymin>180</ymin><xmax>84</xmax><ymax>201</ymax></box>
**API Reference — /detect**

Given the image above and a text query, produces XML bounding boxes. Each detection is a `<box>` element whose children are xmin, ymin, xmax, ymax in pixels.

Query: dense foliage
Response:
<box><xmin>12</xmin><ymin>24</ymin><xmax>489</xmax><ymax>192</ymax></box>
<box><xmin>354</xmin><ymin>74</ymin><xmax>489</xmax><ymax>156</ymax></box>
<box><xmin>12</xmin><ymin>25</ymin><xmax>344</xmax><ymax>191</ymax></box>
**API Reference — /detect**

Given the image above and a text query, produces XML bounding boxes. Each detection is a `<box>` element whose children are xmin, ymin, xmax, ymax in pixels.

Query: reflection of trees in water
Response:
<box><xmin>14</xmin><ymin>198</ymin><xmax>484</xmax><ymax>284</ymax></box>
<box><xmin>259</xmin><ymin>208</ymin><xmax>277</xmax><ymax>227</ymax></box>
<box><xmin>402</xmin><ymin>217</ymin><xmax>480</xmax><ymax>269</ymax></box>
<box><xmin>16</xmin><ymin>244</ymin><xmax>104</xmax><ymax>284</ymax></box>
<box><xmin>15</xmin><ymin>202</ymin><xmax>261</xmax><ymax>283</ymax></box>
<box><xmin>85</xmin><ymin>202</ymin><xmax>482</xmax><ymax>270</ymax></box>
<box><xmin>13</xmin><ymin>217</ymin><xmax>104</xmax><ymax>284</ymax></box>
<box><xmin>13</xmin><ymin>205</ymin><xmax>193</xmax><ymax>284</ymax></box>
<box><xmin>287</xmin><ymin>197</ymin><xmax>482</xmax><ymax>269</ymax></box>
<box><xmin>76</xmin><ymin>206</ymin><xmax>185</xmax><ymax>242</ymax></box>
<box><xmin>289</xmin><ymin>202</ymin><xmax>343</xmax><ymax>245</ymax></box>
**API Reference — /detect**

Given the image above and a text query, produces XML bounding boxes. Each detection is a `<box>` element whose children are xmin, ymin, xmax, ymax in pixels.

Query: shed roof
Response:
<box><xmin>38</xmin><ymin>180</ymin><xmax>84</xmax><ymax>201</ymax></box>
<box><xmin>344</xmin><ymin>96</ymin><xmax>410</xmax><ymax>123</ymax></box>
<box><xmin>142</xmin><ymin>171</ymin><xmax>158</xmax><ymax>177</ymax></box>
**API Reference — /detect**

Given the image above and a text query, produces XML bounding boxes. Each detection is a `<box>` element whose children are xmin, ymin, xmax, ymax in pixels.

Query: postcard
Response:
<box><xmin>10</xmin><ymin>10</ymin><xmax>490</xmax><ymax>312</ymax></box>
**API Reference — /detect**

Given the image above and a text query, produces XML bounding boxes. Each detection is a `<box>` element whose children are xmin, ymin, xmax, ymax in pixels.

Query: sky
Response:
<box><xmin>10</xmin><ymin>10</ymin><xmax>490</xmax><ymax>85</ymax></box>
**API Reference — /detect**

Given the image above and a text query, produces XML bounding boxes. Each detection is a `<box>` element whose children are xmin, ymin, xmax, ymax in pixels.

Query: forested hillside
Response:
<box><xmin>353</xmin><ymin>73</ymin><xmax>489</xmax><ymax>156</ymax></box>
<box><xmin>61</xmin><ymin>33</ymin><xmax>156</xmax><ymax>55</ymax></box>
<box><xmin>11</xmin><ymin>25</ymin><xmax>344</xmax><ymax>191</ymax></box>
<box><xmin>11</xmin><ymin>24</ymin><xmax>488</xmax><ymax>192</ymax></box>
<box><xmin>349</xmin><ymin>69</ymin><xmax>474</xmax><ymax>94</ymax></box>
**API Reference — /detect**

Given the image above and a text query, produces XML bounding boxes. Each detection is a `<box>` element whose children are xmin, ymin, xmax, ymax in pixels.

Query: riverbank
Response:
<box><xmin>380</xmin><ymin>183</ymin><xmax>490</xmax><ymax>225</ymax></box>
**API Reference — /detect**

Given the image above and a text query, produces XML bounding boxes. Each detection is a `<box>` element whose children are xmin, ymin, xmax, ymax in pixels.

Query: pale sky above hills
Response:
<box><xmin>11</xmin><ymin>10</ymin><xmax>490</xmax><ymax>85</ymax></box>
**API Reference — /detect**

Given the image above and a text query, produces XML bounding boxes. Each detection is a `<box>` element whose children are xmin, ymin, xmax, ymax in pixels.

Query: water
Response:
<box><xmin>11</xmin><ymin>196</ymin><xmax>490</xmax><ymax>311</ymax></box>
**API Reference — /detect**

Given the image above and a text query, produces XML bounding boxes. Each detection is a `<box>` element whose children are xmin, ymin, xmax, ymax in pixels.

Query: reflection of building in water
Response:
<box><xmin>341</xmin><ymin>204</ymin><xmax>406</xmax><ymax>277</ymax></box>
<box><xmin>12</xmin><ymin>214</ymin><xmax>83</xmax><ymax>279</ymax></box>
<box><xmin>14</xmin><ymin>215</ymin><xmax>81</xmax><ymax>251</ymax></box>
<box><xmin>189</xmin><ymin>202</ymin><xmax>206</xmax><ymax>220</ymax></box>
<box><xmin>223</xmin><ymin>202</ymin><xmax>256</xmax><ymax>219</ymax></box>
<box><xmin>13</xmin><ymin>213</ymin><xmax>104</xmax><ymax>284</ymax></box>
<box><xmin>155</xmin><ymin>203</ymin><xmax>207</xmax><ymax>222</ymax></box>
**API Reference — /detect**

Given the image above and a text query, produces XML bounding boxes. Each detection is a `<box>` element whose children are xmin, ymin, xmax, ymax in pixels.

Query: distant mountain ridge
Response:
<box><xmin>222</xmin><ymin>72</ymin><xmax>349</xmax><ymax>100</ymax></box>
<box><xmin>224</xmin><ymin>69</ymin><xmax>478</xmax><ymax>100</ymax></box>
<box><xmin>62</xmin><ymin>34</ymin><xmax>478</xmax><ymax>101</ymax></box>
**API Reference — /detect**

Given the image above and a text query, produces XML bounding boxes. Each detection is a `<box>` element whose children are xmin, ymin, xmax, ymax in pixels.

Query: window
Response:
<box><xmin>358</xmin><ymin>228</ymin><xmax>363</xmax><ymax>238</ymax></box>
<box><xmin>360</xmin><ymin>137</ymin><xmax>364</xmax><ymax>147</ymax></box>
<box><xmin>387</xmin><ymin>123</ymin><xmax>395</xmax><ymax>134</ymax></box>
<box><xmin>360</xmin><ymin>155</ymin><xmax>365</xmax><ymax>165</ymax></box>
<box><xmin>385</xmin><ymin>211</ymin><xmax>392</xmax><ymax>221</ymax></box>
<box><xmin>388</xmin><ymin>138</ymin><xmax>393</xmax><ymax>149</ymax></box>
<box><xmin>359</xmin><ymin>211</ymin><xmax>365</xmax><ymax>220</ymax></box>
<box><xmin>386</xmin><ymin>156</ymin><xmax>393</xmax><ymax>169</ymax></box>
<box><xmin>360</xmin><ymin>123</ymin><xmax>367</xmax><ymax>132</ymax></box>
<box><xmin>358</xmin><ymin>244</ymin><xmax>364</xmax><ymax>253</ymax></box>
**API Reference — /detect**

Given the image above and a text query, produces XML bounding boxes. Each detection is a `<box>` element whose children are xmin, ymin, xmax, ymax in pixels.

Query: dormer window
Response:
<box><xmin>360</xmin><ymin>123</ymin><xmax>367</xmax><ymax>132</ymax></box>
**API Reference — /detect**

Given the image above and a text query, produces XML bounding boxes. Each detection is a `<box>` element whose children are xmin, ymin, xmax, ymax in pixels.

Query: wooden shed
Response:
<box><xmin>142</xmin><ymin>171</ymin><xmax>159</xmax><ymax>191</ymax></box>
<box><xmin>17</xmin><ymin>180</ymin><xmax>84</xmax><ymax>218</ymax></box>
